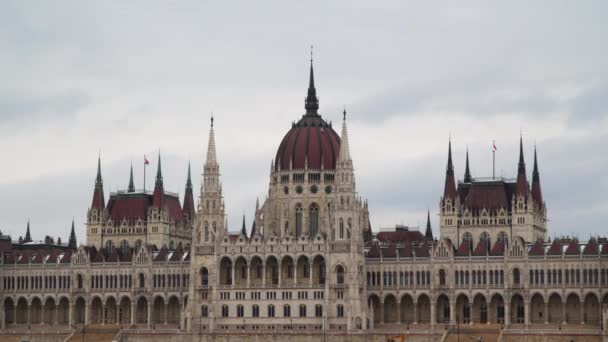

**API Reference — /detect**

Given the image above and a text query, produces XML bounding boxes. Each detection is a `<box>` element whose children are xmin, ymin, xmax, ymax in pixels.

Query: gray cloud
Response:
<box><xmin>0</xmin><ymin>90</ymin><xmax>88</xmax><ymax>125</ymax></box>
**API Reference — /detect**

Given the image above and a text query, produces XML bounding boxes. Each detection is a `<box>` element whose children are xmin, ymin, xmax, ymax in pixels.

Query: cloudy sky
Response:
<box><xmin>1</xmin><ymin>1</ymin><xmax>607</xmax><ymax>244</ymax></box>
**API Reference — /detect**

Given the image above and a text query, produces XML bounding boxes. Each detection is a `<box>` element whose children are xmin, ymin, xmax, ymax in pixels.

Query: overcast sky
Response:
<box><xmin>1</xmin><ymin>1</ymin><xmax>607</xmax><ymax>245</ymax></box>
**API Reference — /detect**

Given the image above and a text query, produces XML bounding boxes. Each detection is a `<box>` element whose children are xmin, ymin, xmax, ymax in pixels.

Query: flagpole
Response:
<box><xmin>492</xmin><ymin>140</ymin><xmax>496</xmax><ymax>180</ymax></box>
<box><xmin>143</xmin><ymin>155</ymin><xmax>146</xmax><ymax>194</ymax></box>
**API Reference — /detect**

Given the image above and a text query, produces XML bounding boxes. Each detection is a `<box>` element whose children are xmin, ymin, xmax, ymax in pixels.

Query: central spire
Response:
<box><xmin>464</xmin><ymin>148</ymin><xmax>472</xmax><ymax>183</ymax></box>
<box><xmin>304</xmin><ymin>47</ymin><xmax>319</xmax><ymax>115</ymax></box>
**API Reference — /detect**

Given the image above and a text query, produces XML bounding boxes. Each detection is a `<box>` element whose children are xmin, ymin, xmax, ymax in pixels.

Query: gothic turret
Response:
<box><xmin>153</xmin><ymin>154</ymin><xmax>165</xmax><ymax>208</ymax></box>
<box><xmin>241</xmin><ymin>214</ymin><xmax>247</xmax><ymax>236</ymax></box>
<box><xmin>24</xmin><ymin>220</ymin><xmax>32</xmax><ymax>243</ymax></box>
<box><xmin>91</xmin><ymin>156</ymin><xmax>105</xmax><ymax>210</ymax></box>
<box><xmin>425</xmin><ymin>210</ymin><xmax>433</xmax><ymax>240</ymax></box>
<box><xmin>68</xmin><ymin>219</ymin><xmax>77</xmax><ymax>249</ymax></box>
<box><xmin>304</xmin><ymin>57</ymin><xmax>319</xmax><ymax>115</ymax></box>
<box><xmin>531</xmin><ymin>146</ymin><xmax>543</xmax><ymax>206</ymax></box>
<box><xmin>464</xmin><ymin>149</ymin><xmax>472</xmax><ymax>183</ymax></box>
<box><xmin>516</xmin><ymin>136</ymin><xmax>528</xmax><ymax>197</ymax></box>
<box><xmin>443</xmin><ymin>139</ymin><xmax>456</xmax><ymax>201</ymax></box>
<box><xmin>128</xmin><ymin>163</ymin><xmax>135</xmax><ymax>192</ymax></box>
<box><xmin>183</xmin><ymin>162</ymin><xmax>195</xmax><ymax>221</ymax></box>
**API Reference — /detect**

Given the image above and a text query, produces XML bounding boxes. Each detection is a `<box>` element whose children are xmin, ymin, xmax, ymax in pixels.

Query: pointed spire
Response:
<box><xmin>183</xmin><ymin>162</ymin><xmax>195</xmax><ymax>220</ymax></box>
<box><xmin>241</xmin><ymin>214</ymin><xmax>247</xmax><ymax>236</ymax></box>
<box><xmin>531</xmin><ymin>145</ymin><xmax>543</xmax><ymax>205</ymax></box>
<box><xmin>91</xmin><ymin>156</ymin><xmax>105</xmax><ymax>210</ymax></box>
<box><xmin>128</xmin><ymin>163</ymin><xmax>135</xmax><ymax>192</ymax></box>
<box><xmin>337</xmin><ymin>108</ymin><xmax>351</xmax><ymax>163</ymax></box>
<box><xmin>69</xmin><ymin>219</ymin><xmax>77</xmax><ymax>249</ymax></box>
<box><xmin>153</xmin><ymin>153</ymin><xmax>165</xmax><ymax>208</ymax></box>
<box><xmin>155</xmin><ymin>153</ymin><xmax>163</xmax><ymax>186</ymax></box>
<box><xmin>516</xmin><ymin>135</ymin><xmax>528</xmax><ymax>197</ymax></box>
<box><xmin>206</xmin><ymin>116</ymin><xmax>218</xmax><ymax>166</ymax></box>
<box><xmin>304</xmin><ymin>47</ymin><xmax>319</xmax><ymax>115</ymax></box>
<box><xmin>425</xmin><ymin>210</ymin><xmax>433</xmax><ymax>240</ymax></box>
<box><xmin>24</xmin><ymin>220</ymin><xmax>32</xmax><ymax>243</ymax></box>
<box><xmin>464</xmin><ymin>148</ymin><xmax>472</xmax><ymax>183</ymax></box>
<box><xmin>443</xmin><ymin>138</ymin><xmax>457</xmax><ymax>201</ymax></box>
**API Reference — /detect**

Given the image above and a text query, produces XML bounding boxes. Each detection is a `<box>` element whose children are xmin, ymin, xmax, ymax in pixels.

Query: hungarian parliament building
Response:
<box><xmin>1</xmin><ymin>61</ymin><xmax>606</xmax><ymax>340</ymax></box>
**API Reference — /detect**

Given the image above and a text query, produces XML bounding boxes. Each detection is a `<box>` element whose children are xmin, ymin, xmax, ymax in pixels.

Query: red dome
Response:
<box><xmin>275</xmin><ymin>114</ymin><xmax>341</xmax><ymax>171</ymax></box>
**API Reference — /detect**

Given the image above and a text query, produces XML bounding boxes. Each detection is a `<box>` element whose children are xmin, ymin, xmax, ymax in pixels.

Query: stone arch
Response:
<box><xmin>119</xmin><ymin>296</ymin><xmax>131</xmax><ymax>324</ymax></box>
<box><xmin>16</xmin><ymin>297</ymin><xmax>28</xmax><ymax>324</ymax></box>
<box><xmin>138</xmin><ymin>272</ymin><xmax>146</xmax><ymax>288</ymax></box>
<box><xmin>438</xmin><ymin>268</ymin><xmax>446</xmax><ymax>286</ymax></box>
<box><xmin>235</xmin><ymin>256</ymin><xmax>248</xmax><ymax>287</ymax></box>
<box><xmin>584</xmin><ymin>292</ymin><xmax>600</xmax><ymax>325</ymax></box>
<box><xmin>167</xmin><ymin>296</ymin><xmax>180</xmax><ymax>325</ymax></box>
<box><xmin>456</xmin><ymin>294</ymin><xmax>470</xmax><ymax>324</ymax></box>
<box><xmin>510</xmin><ymin>294</ymin><xmax>525</xmax><ymax>324</ymax></box>
<box><xmin>312</xmin><ymin>255</ymin><xmax>326</xmax><ymax>285</ymax></box>
<box><xmin>30</xmin><ymin>297</ymin><xmax>42</xmax><ymax>324</ymax></box>
<box><xmin>530</xmin><ymin>293</ymin><xmax>544</xmax><ymax>324</ymax></box>
<box><xmin>548</xmin><ymin>293</ymin><xmax>563</xmax><ymax>323</ymax></box>
<box><xmin>74</xmin><ymin>297</ymin><xmax>86</xmax><ymax>324</ymax></box>
<box><xmin>265</xmin><ymin>255</ymin><xmax>279</xmax><ymax>285</ymax></box>
<box><xmin>57</xmin><ymin>297</ymin><xmax>69</xmax><ymax>324</ymax></box>
<box><xmin>105</xmin><ymin>296</ymin><xmax>118</xmax><ymax>324</ymax></box>
<box><xmin>417</xmin><ymin>294</ymin><xmax>431</xmax><ymax>324</ymax></box>
<box><xmin>512</xmin><ymin>267</ymin><xmax>521</xmax><ymax>285</ymax></box>
<box><xmin>43</xmin><ymin>297</ymin><xmax>56</xmax><ymax>324</ymax></box>
<box><xmin>91</xmin><ymin>296</ymin><xmax>103</xmax><ymax>324</ymax></box>
<box><xmin>368</xmin><ymin>294</ymin><xmax>381</xmax><ymax>325</ymax></box>
<box><xmin>250</xmin><ymin>255</ymin><xmax>264</xmax><ymax>286</ymax></box>
<box><xmin>489</xmin><ymin>293</ymin><xmax>504</xmax><ymax>324</ymax></box>
<box><xmin>280</xmin><ymin>255</ymin><xmax>294</xmax><ymax>283</ymax></box>
<box><xmin>296</xmin><ymin>255</ymin><xmax>310</xmax><ymax>286</ymax></box>
<box><xmin>309</xmin><ymin>202</ymin><xmax>319</xmax><ymax>236</ymax></box>
<box><xmin>152</xmin><ymin>296</ymin><xmax>165</xmax><ymax>324</ymax></box>
<box><xmin>472</xmin><ymin>293</ymin><xmax>488</xmax><ymax>323</ymax></box>
<box><xmin>566</xmin><ymin>293</ymin><xmax>581</xmax><ymax>324</ymax></box>
<box><xmin>4</xmin><ymin>298</ymin><xmax>15</xmax><ymax>325</ymax></box>
<box><xmin>383</xmin><ymin>294</ymin><xmax>398</xmax><ymax>323</ymax></box>
<box><xmin>436</xmin><ymin>294</ymin><xmax>450</xmax><ymax>324</ymax></box>
<box><xmin>336</xmin><ymin>264</ymin><xmax>345</xmax><ymax>285</ymax></box>
<box><xmin>400</xmin><ymin>294</ymin><xmax>415</xmax><ymax>323</ymax></box>
<box><xmin>136</xmin><ymin>297</ymin><xmax>148</xmax><ymax>324</ymax></box>
<box><xmin>199</xmin><ymin>267</ymin><xmax>208</xmax><ymax>287</ymax></box>
<box><xmin>219</xmin><ymin>256</ymin><xmax>233</xmax><ymax>285</ymax></box>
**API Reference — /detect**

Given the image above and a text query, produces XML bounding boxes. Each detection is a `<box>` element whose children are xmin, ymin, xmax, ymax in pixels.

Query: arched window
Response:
<box><xmin>336</xmin><ymin>265</ymin><xmax>345</xmax><ymax>285</ymax></box>
<box><xmin>479</xmin><ymin>232</ymin><xmax>490</xmax><ymax>252</ymax></box>
<box><xmin>237</xmin><ymin>305</ymin><xmax>244</xmax><ymax>317</ymax></box>
<box><xmin>463</xmin><ymin>232</ymin><xmax>473</xmax><ymax>250</ymax></box>
<box><xmin>106</xmin><ymin>240</ymin><xmax>115</xmax><ymax>251</ymax></box>
<box><xmin>299</xmin><ymin>304</ymin><xmax>307</xmax><ymax>317</ymax></box>
<box><xmin>295</xmin><ymin>205</ymin><xmax>303</xmax><ymax>237</ymax></box>
<box><xmin>439</xmin><ymin>269</ymin><xmax>446</xmax><ymax>286</ymax></box>
<box><xmin>283</xmin><ymin>304</ymin><xmax>291</xmax><ymax>317</ymax></box>
<box><xmin>337</xmin><ymin>304</ymin><xmax>344</xmax><ymax>317</ymax></box>
<box><xmin>497</xmin><ymin>231</ymin><xmax>508</xmax><ymax>246</ymax></box>
<box><xmin>309</xmin><ymin>203</ymin><xmax>319</xmax><ymax>236</ymax></box>
<box><xmin>268</xmin><ymin>304</ymin><xmax>275</xmax><ymax>317</ymax></box>
<box><xmin>315</xmin><ymin>304</ymin><xmax>323</xmax><ymax>317</ymax></box>
<box><xmin>200</xmin><ymin>267</ymin><xmax>209</xmax><ymax>286</ymax></box>
<box><xmin>221</xmin><ymin>305</ymin><xmax>229</xmax><ymax>317</ymax></box>
<box><xmin>77</xmin><ymin>274</ymin><xmax>83</xmax><ymax>289</ymax></box>
<box><xmin>138</xmin><ymin>273</ymin><xmax>145</xmax><ymax>288</ymax></box>
<box><xmin>204</xmin><ymin>222</ymin><xmax>209</xmax><ymax>241</ymax></box>
<box><xmin>339</xmin><ymin>218</ymin><xmax>344</xmax><ymax>239</ymax></box>
<box><xmin>169</xmin><ymin>240</ymin><xmax>174</xmax><ymax>249</ymax></box>
<box><xmin>252</xmin><ymin>305</ymin><xmax>260</xmax><ymax>317</ymax></box>
<box><xmin>201</xmin><ymin>305</ymin><xmax>208</xmax><ymax>317</ymax></box>
<box><xmin>120</xmin><ymin>240</ymin><xmax>129</xmax><ymax>253</ymax></box>
<box><xmin>512</xmin><ymin>268</ymin><xmax>520</xmax><ymax>285</ymax></box>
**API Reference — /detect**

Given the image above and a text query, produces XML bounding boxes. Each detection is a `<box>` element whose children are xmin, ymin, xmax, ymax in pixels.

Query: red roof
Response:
<box><xmin>529</xmin><ymin>240</ymin><xmax>545</xmax><ymax>256</ymax></box>
<box><xmin>490</xmin><ymin>240</ymin><xmax>505</xmax><ymax>256</ymax></box>
<box><xmin>415</xmin><ymin>242</ymin><xmax>431</xmax><ymax>257</ymax></box>
<box><xmin>106</xmin><ymin>192</ymin><xmax>184</xmax><ymax>223</ymax></box>
<box><xmin>397</xmin><ymin>243</ymin><xmax>414</xmax><ymax>258</ymax></box>
<box><xmin>462</xmin><ymin>182</ymin><xmax>512</xmax><ymax>213</ymax></box>
<box><xmin>275</xmin><ymin>115</ymin><xmax>340</xmax><ymax>171</ymax></box>
<box><xmin>472</xmin><ymin>241</ymin><xmax>488</xmax><ymax>256</ymax></box>
<box><xmin>455</xmin><ymin>241</ymin><xmax>471</xmax><ymax>256</ymax></box>
<box><xmin>547</xmin><ymin>240</ymin><xmax>562</xmax><ymax>255</ymax></box>
<box><xmin>565</xmin><ymin>240</ymin><xmax>580</xmax><ymax>255</ymax></box>
<box><xmin>382</xmin><ymin>244</ymin><xmax>397</xmax><ymax>258</ymax></box>
<box><xmin>376</xmin><ymin>230</ymin><xmax>425</xmax><ymax>243</ymax></box>
<box><xmin>583</xmin><ymin>239</ymin><xmax>598</xmax><ymax>255</ymax></box>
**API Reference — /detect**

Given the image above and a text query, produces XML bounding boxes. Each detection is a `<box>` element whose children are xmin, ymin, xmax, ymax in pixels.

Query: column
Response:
<box><xmin>231</xmin><ymin>266</ymin><xmax>236</xmax><ymax>289</ymax></box>
<box><xmin>413</xmin><ymin>301</ymin><xmax>418</xmax><ymax>324</ymax></box>
<box><xmin>396</xmin><ymin>300</ymin><xmax>401</xmax><ymax>324</ymax></box>
<box><xmin>380</xmin><ymin>302</ymin><xmax>384</xmax><ymax>324</ymax></box>
<box><xmin>102</xmin><ymin>303</ymin><xmax>106</xmax><ymax>325</ymax></box>
<box><xmin>562</xmin><ymin>301</ymin><xmax>566</xmax><ymax>324</ymax></box>
<box><xmin>580</xmin><ymin>301</ymin><xmax>585</xmax><ymax>325</ymax></box>
<box><xmin>430</xmin><ymin>297</ymin><xmax>436</xmax><ymax>325</ymax></box>
<box><xmin>309</xmin><ymin>263</ymin><xmax>313</xmax><ymax>287</ymax></box>
<box><xmin>246</xmin><ymin>265</ymin><xmax>250</xmax><ymax>288</ymax></box>
<box><xmin>0</xmin><ymin>305</ymin><xmax>5</xmax><ymax>329</ymax></box>
<box><xmin>147</xmin><ymin>301</ymin><xmax>152</xmax><ymax>327</ymax></box>
<box><xmin>131</xmin><ymin>302</ymin><xmax>136</xmax><ymax>325</ymax></box>
<box><xmin>68</xmin><ymin>303</ymin><xmax>73</xmax><ymax>327</ymax></box>
<box><xmin>278</xmin><ymin>264</ymin><xmax>282</xmax><ymax>287</ymax></box>
<box><xmin>450</xmin><ymin>301</ymin><xmax>456</xmax><ymax>325</ymax></box>
<box><xmin>84</xmin><ymin>300</ymin><xmax>89</xmax><ymax>325</ymax></box>
<box><xmin>164</xmin><ymin>303</ymin><xmax>168</xmax><ymax>325</ymax></box>
<box><xmin>544</xmin><ymin>302</ymin><xmax>548</xmax><ymax>324</ymax></box>
<box><xmin>524</xmin><ymin>300</ymin><xmax>530</xmax><ymax>325</ymax></box>
<box><xmin>55</xmin><ymin>304</ymin><xmax>59</xmax><ymax>325</ymax></box>
<box><xmin>504</xmin><ymin>298</ymin><xmax>510</xmax><ymax>326</ymax></box>
<box><xmin>116</xmin><ymin>303</ymin><xmax>120</xmax><ymax>325</ymax></box>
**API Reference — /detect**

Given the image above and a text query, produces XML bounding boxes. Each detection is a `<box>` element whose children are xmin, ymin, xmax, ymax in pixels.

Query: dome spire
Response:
<box><xmin>464</xmin><ymin>148</ymin><xmax>472</xmax><ymax>183</ymax></box>
<box><xmin>304</xmin><ymin>46</ymin><xmax>319</xmax><ymax>115</ymax></box>
<box><xmin>128</xmin><ymin>162</ymin><xmax>135</xmax><ymax>192</ymax></box>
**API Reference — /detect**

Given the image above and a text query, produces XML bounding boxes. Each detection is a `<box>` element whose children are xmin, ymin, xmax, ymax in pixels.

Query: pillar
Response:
<box><xmin>84</xmin><ymin>300</ymin><xmax>89</xmax><ymax>325</ymax></box>
<box><xmin>504</xmin><ymin>298</ymin><xmax>510</xmax><ymax>326</ymax></box>
<box><xmin>562</xmin><ymin>301</ymin><xmax>566</xmax><ymax>324</ymax></box>
<box><xmin>164</xmin><ymin>302</ymin><xmax>168</xmax><ymax>325</ymax></box>
<box><xmin>524</xmin><ymin>301</ymin><xmax>530</xmax><ymax>325</ymax></box>
<box><xmin>147</xmin><ymin>301</ymin><xmax>152</xmax><ymax>327</ymax></box>
<box><xmin>396</xmin><ymin>300</ymin><xmax>401</xmax><ymax>323</ymax></box>
<box><xmin>544</xmin><ymin>302</ymin><xmax>548</xmax><ymax>324</ymax></box>
<box><xmin>450</xmin><ymin>301</ymin><xmax>456</xmax><ymax>325</ymax></box>
<box><xmin>581</xmin><ymin>301</ymin><xmax>585</xmax><ymax>325</ymax></box>
<box><xmin>231</xmin><ymin>265</ymin><xmax>236</xmax><ymax>288</ymax></box>
<box><xmin>278</xmin><ymin>265</ymin><xmax>282</xmax><ymax>287</ymax></box>
<box><xmin>102</xmin><ymin>303</ymin><xmax>106</xmax><ymax>325</ymax></box>
<box><xmin>0</xmin><ymin>305</ymin><xmax>5</xmax><ymax>329</ymax></box>
<box><xmin>430</xmin><ymin>297</ymin><xmax>436</xmax><ymax>325</ymax></box>
<box><xmin>246</xmin><ymin>265</ymin><xmax>251</xmax><ymax>288</ymax></box>
<box><xmin>380</xmin><ymin>302</ymin><xmax>384</xmax><ymax>324</ymax></box>
<box><xmin>413</xmin><ymin>301</ymin><xmax>418</xmax><ymax>324</ymax></box>
<box><xmin>131</xmin><ymin>302</ymin><xmax>135</xmax><ymax>325</ymax></box>
<box><xmin>68</xmin><ymin>303</ymin><xmax>73</xmax><ymax>327</ymax></box>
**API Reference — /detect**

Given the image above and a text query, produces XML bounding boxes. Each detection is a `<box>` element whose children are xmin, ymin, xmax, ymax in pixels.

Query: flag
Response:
<box><xmin>493</xmin><ymin>141</ymin><xmax>497</xmax><ymax>151</ymax></box>
<box><xmin>144</xmin><ymin>155</ymin><xmax>150</xmax><ymax>165</ymax></box>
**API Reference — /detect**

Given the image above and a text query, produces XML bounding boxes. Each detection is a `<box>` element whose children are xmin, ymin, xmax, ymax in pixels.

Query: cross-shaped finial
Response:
<box><xmin>343</xmin><ymin>106</ymin><xmax>346</xmax><ymax>120</ymax></box>
<box><xmin>211</xmin><ymin>113</ymin><xmax>214</xmax><ymax>127</ymax></box>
